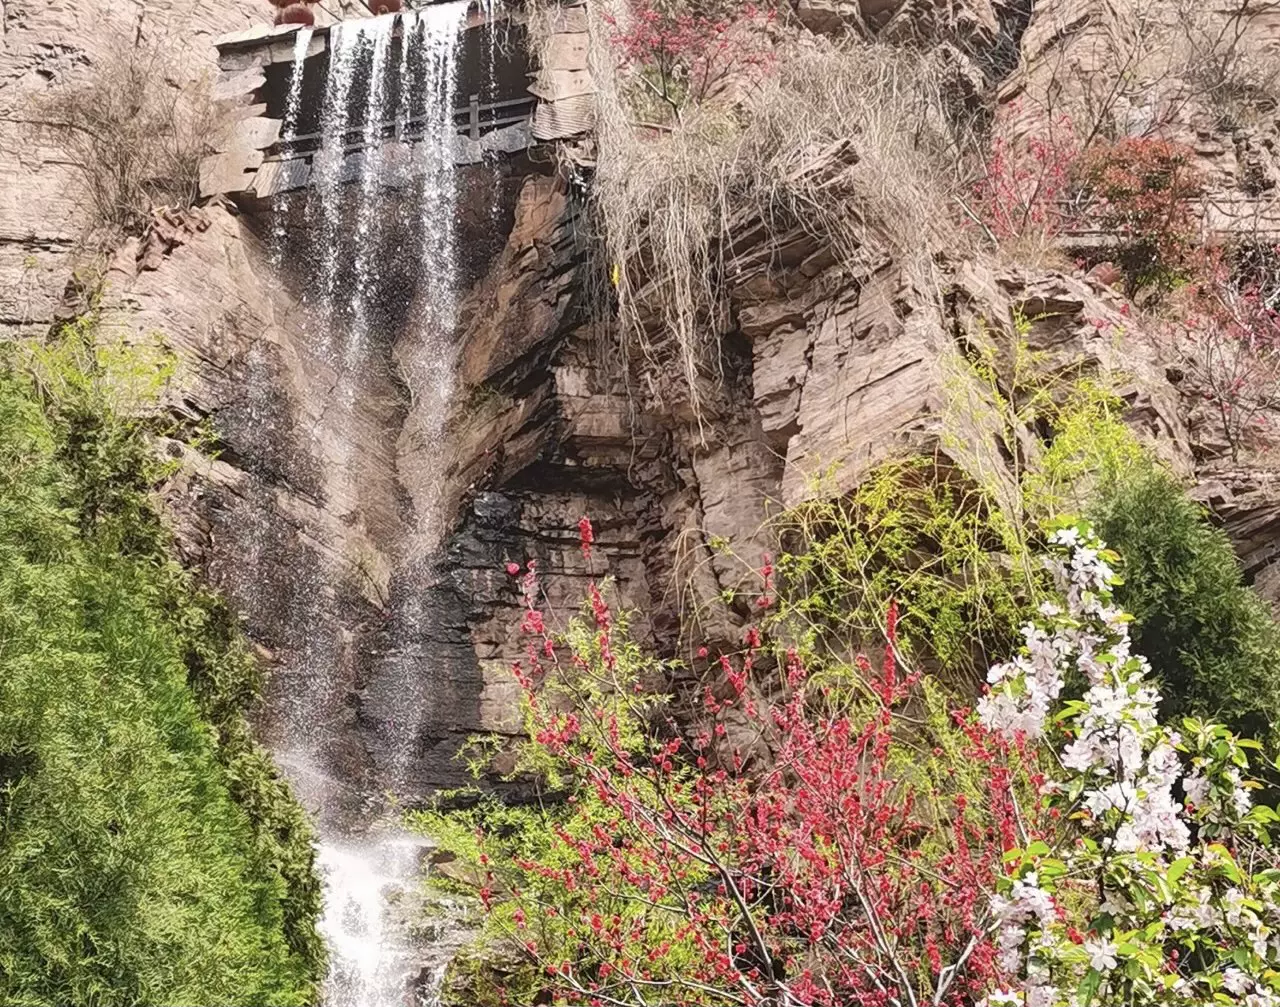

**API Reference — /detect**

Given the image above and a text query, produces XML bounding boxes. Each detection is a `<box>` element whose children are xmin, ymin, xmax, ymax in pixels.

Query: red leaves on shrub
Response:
<box><xmin>1074</xmin><ymin>137</ymin><xmax>1203</xmax><ymax>288</ymax></box>
<box><xmin>973</xmin><ymin>117</ymin><xmax>1203</xmax><ymax>292</ymax></box>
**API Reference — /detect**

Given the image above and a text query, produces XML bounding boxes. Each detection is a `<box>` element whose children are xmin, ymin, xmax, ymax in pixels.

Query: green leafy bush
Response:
<box><xmin>995</xmin><ymin>370</ymin><xmax>1280</xmax><ymax>748</ymax></box>
<box><xmin>1089</xmin><ymin>463</ymin><xmax>1280</xmax><ymax>747</ymax></box>
<box><xmin>0</xmin><ymin>326</ymin><xmax>323</xmax><ymax>1005</ymax></box>
<box><xmin>771</xmin><ymin>457</ymin><xmax>1041</xmax><ymax>684</ymax></box>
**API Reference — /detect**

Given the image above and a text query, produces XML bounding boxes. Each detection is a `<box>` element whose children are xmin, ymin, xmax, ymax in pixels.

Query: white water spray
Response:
<box><xmin>312</xmin><ymin>22</ymin><xmax>363</xmax><ymax>321</ymax></box>
<box><xmin>272</xmin><ymin>25</ymin><xmax>314</xmax><ymax>264</ymax></box>
<box><xmin>406</xmin><ymin>2</ymin><xmax>467</xmax><ymax>428</ymax></box>
<box><xmin>283</xmin><ymin>26</ymin><xmax>314</xmax><ymax>133</ymax></box>
<box><xmin>317</xmin><ymin>838</ymin><xmax>441</xmax><ymax>1007</ymax></box>
<box><xmin>396</xmin><ymin>10</ymin><xmax>421</xmax><ymax>135</ymax></box>
<box><xmin>348</xmin><ymin>15</ymin><xmax>397</xmax><ymax>363</ymax></box>
<box><xmin>290</xmin><ymin>8</ymin><xmax>473</xmax><ymax>1006</ymax></box>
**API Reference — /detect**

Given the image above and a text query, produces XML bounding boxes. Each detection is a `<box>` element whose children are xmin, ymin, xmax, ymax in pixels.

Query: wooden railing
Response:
<box><xmin>267</xmin><ymin>93</ymin><xmax>536</xmax><ymax>163</ymax></box>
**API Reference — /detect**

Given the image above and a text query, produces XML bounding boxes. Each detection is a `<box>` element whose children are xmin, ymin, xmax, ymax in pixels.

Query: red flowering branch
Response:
<box><xmin>475</xmin><ymin>518</ymin><xmax>1044</xmax><ymax>1006</ymax></box>
<box><xmin>605</xmin><ymin>0</ymin><xmax>776</xmax><ymax>119</ymax></box>
<box><xmin>971</xmin><ymin>111</ymin><xmax>1082</xmax><ymax>244</ymax></box>
<box><xmin>1180</xmin><ymin>248</ymin><xmax>1280</xmax><ymax>460</ymax></box>
<box><xmin>971</xmin><ymin>115</ymin><xmax>1205</xmax><ymax>295</ymax></box>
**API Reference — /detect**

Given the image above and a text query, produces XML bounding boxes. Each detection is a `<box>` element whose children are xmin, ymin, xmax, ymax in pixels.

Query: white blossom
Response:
<box><xmin>979</xmin><ymin>526</ymin><xmax>1277</xmax><ymax>1005</ymax></box>
<box><xmin>1225</xmin><ymin>887</ymin><xmax>1249</xmax><ymax>927</ymax></box>
<box><xmin>1085</xmin><ymin>938</ymin><xmax>1118</xmax><ymax>972</ymax></box>
<box><xmin>1182</xmin><ymin>772</ymin><xmax>1210</xmax><ymax>807</ymax></box>
<box><xmin>1026</xmin><ymin>987</ymin><xmax>1055</xmax><ymax>1007</ymax></box>
<box><xmin>1223</xmin><ymin>967</ymin><xmax>1251</xmax><ymax>995</ymax></box>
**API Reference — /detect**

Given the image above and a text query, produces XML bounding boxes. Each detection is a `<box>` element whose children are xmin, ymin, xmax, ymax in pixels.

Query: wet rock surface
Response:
<box><xmin>7</xmin><ymin>0</ymin><xmax>1280</xmax><ymax>891</ymax></box>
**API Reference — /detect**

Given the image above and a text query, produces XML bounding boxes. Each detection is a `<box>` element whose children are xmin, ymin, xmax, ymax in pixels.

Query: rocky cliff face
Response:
<box><xmin>1</xmin><ymin>0</ymin><xmax>261</xmax><ymax>335</ymax></box>
<box><xmin>6</xmin><ymin>0</ymin><xmax>1280</xmax><ymax>810</ymax></box>
<box><xmin>88</xmin><ymin>203</ymin><xmax>406</xmax><ymax>811</ymax></box>
<box><xmin>994</xmin><ymin>0</ymin><xmax>1280</xmax><ymax>591</ymax></box>
<box><xmin>0</xmin><ymin>0</ymin><xmax>378</xmax><ymax>336</ymax></box>
<box><xmin>432</xmin><ymin>0</ymin><xmax>1280</xmax><ymax>759</ymax></box>
<box><xmin>442</xmin><ymin>164</ymin><xmax>1195</xmax><ymax>676</ymax></box>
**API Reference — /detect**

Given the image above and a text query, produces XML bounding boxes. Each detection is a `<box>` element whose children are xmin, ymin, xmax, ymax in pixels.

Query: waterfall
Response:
<box><xmin>403</xmin><ymin>3</ymin><xmax>467</xmax><ymax>472</ymax></box>
<box><xmin>272</xmin><ymin>25</ymin><xmax>314</xmax><ymax>264</ymax></box>
<box><xmin>300</xmin><ymin>7</ymin><xmax>468</xmax><ymax>366</ymax></box>
<box><xmin>474</xmin><ymin>0</ymin><xmax>504</xmax><ymax>221</ymax></box>
<box><xmin>348</xmin><ymin>16</ymin><xmax>396</xmax><ymax>364</ymax></box>
<box><xmin>317</xmin><ymin>837</ymin><xmax>441</xmax><ymax>1007</ymax></box>
<box><xmin>267</xmin><ymin>8</ymin><xmax>474</xmax><ymax>1005</ymax></box>
<box><xmin>312</xmin><ymin>23</ymin><xmax>362</xmax><ymax>324</ymax></box>
<box><xmin>283</xmin><ymin>26</ymin><xmax>314</xmax><ymax>134</ymax></box>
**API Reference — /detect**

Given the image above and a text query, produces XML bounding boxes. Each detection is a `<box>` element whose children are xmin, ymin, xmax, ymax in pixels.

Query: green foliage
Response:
<box><xmin>766</xmin><ymin>340</ymin><xmax>1143</xmax><ymax>690</ymax></box>
<box><xmin>415</xmin><ymin>797</ymin><xmax>558</xmax><ymax>1007</ymax></box>
<box><xmin>1088</xmin><ymin>462</ymin><xmax>1280</xmax><ymax>748</ymax></box>
<box><xmin>1022</xmin><ymin>381</ymin><xmax>1148</xmax><ymax>519</ymax></box>
<box><xmin>892</xmin><ymin>675</ymin><xmax>1021</xmax><ymax>820</ymax></box>
<box><xmin>948</xmin><ymin>322</ymin><xmax>1280</xmax><ymax>747</ymax></box>
<box><xmin>943</xmin><ymin>308</ymin><xmax>1060</xmax><ymax>519</ymax></box>
<box><xmin>946</xmin><ymin>314</ymin><xmax>1280</xmax><ymax>752</ymax></box>
<box><xmin>771</xmin><ymin>457</ymin><xmax>1042</xmax><ymax>684</ymax></box>
<box><xmin>0</xmin><ymin>322</ymin><xmax>323</xmax><ymax>1006</ymax></box>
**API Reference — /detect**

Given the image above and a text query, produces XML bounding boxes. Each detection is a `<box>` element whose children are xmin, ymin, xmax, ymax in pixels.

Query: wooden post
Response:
<box><xmin>469</xmin><ymin>94</ymin><xmax>481</xmax><ymax>140</ymax></box>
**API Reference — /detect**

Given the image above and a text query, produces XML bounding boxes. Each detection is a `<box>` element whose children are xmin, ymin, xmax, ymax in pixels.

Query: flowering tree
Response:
<box><xmin>1180</xmin><ymin>256</ymin><xmax>1280</xmax><ymax>461</ymax></box>
<box><xmin>970</xmin><ymin>113</ymin><xmax>1081</xmax><ymax>245</ymax></box>
<box><xmin>605</xmin><ymin>0</ymin><xmax>776</xmax><ymax>119</ymax></box>
<box><xmin>426</xmin><ymin>519</ymin><xmax>1280</xmax><ymax>1006</ymax></box>
<box><xmin>971</xmin><ymin>125</ymin><xmax>1204</xmax><ymax>296</ymax></box>
<box><xmin>977</xmin><ymin>523</ymin><xmax>1280</xmax><ymax>1006</ymax></box>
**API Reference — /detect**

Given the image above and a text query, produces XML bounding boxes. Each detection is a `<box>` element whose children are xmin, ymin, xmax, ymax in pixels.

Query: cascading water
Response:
<box><xmin>348</xmin><ymin>18</ymin><xmax>396</xmax><ymax>361</ymax></box>
<box><xmin>272</xmin><ymin>25</ymin><xmax>314</xmax><ymax>262</ymax></box>
<box><xmin>479</xmin><ymin>0</ymin><xmax>505</xmax><ymax>217</ymax></box>
<box><xmin>269</xmin><ymin>7</ymin><xmax>474</xmax><ymax>1005</ymax></box>
<box><xmin>403</xmin><ymin>3</ymin><xmax>466</xmax><ymax>489</ymax></box>
<box><xmin>311</xmin><ymin>22</ymin><xmax>362</xmax><ymax>323</ymax></box>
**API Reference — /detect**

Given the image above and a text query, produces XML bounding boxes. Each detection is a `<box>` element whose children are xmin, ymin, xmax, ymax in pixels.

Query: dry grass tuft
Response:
<box><xmin>589</xmin><ymin>31</ymin><xmax>979</xmax><ymax>427</ymax></box>
<box><xmin>36</xmin><ymin>38</ymin><xmax>218</xmax><ymax>244</ymax></box>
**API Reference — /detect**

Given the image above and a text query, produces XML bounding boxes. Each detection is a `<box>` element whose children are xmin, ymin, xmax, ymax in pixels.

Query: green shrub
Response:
<box><xmin>1089</xmin><ymin>463</ymin><xmax>1280</xmax><ymax>746</ymax></box>
<box><xmin>1021</xmin><ymin>382</ymin><xmax>1148</xmax><ymax>519</ymax></box>
<box><xmin>772</xmin><ymin>457</ymin><xmax>1042</xmax><ymax>684</ymax></box>
<box><xmin>993</xmin><ymin>370</ymin><xmax>1280</xmax><ymax>747</ymax></box>
<box><xmin>0</xmin><ymin>326</ymin><xmax>323</xmax><ymax>1005</ymax></box>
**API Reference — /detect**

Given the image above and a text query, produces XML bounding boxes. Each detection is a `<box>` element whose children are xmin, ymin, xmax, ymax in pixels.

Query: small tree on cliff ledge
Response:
<box><xmin>423</xmin><ymin>519</ymin><xmax>1280</xmax><ymax>1007</ymax></box>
